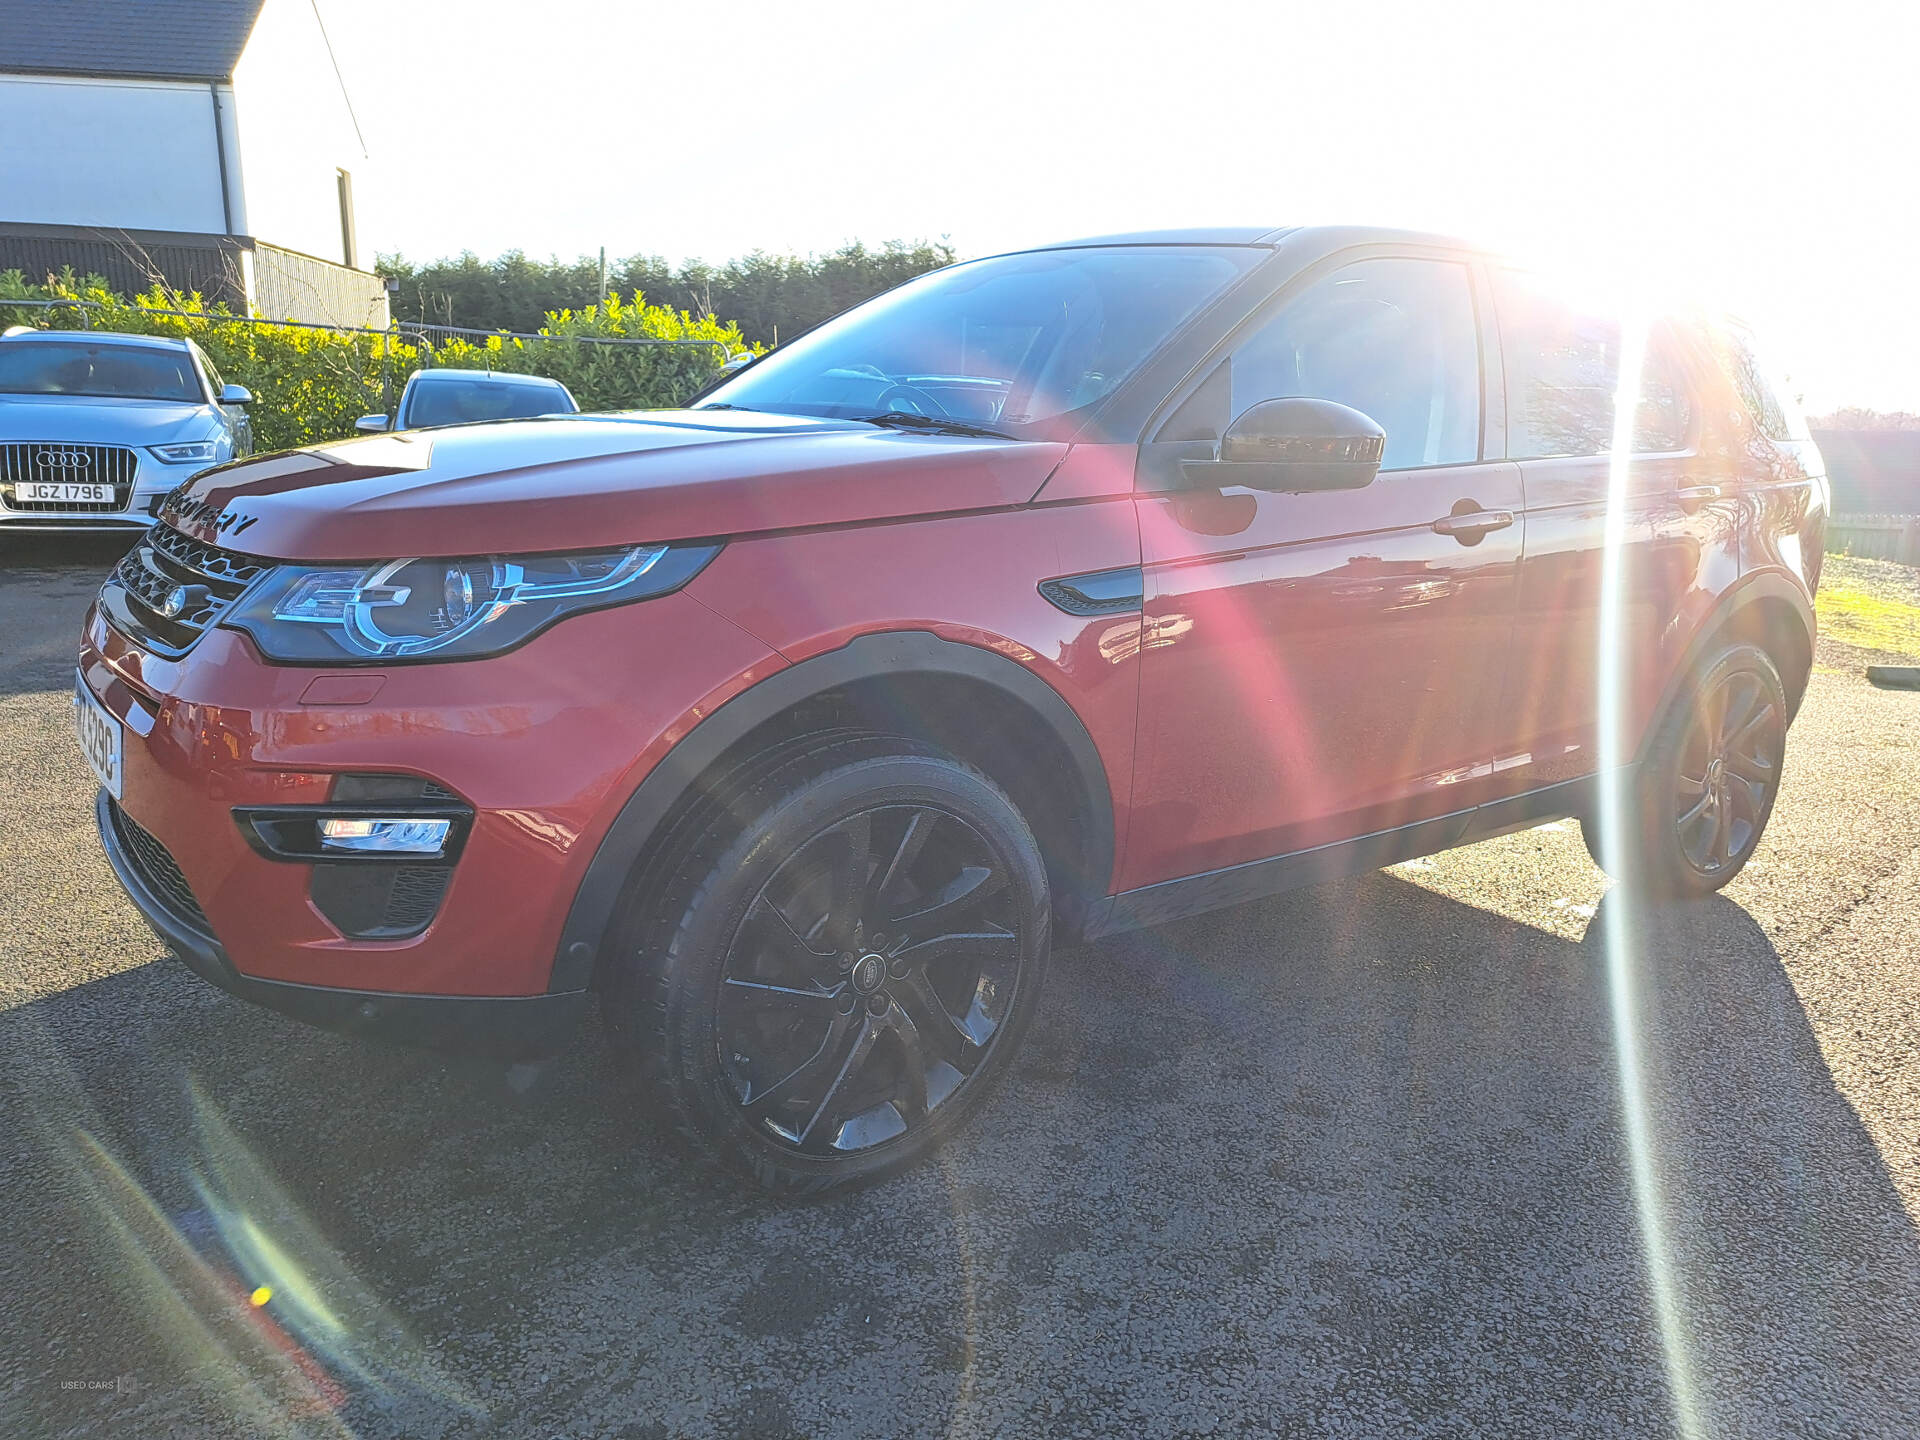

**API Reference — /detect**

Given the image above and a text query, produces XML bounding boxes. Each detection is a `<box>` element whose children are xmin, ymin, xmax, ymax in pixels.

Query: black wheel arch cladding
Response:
<box><xmin>548</xmin><ymin>630</ymin><xmax>1115</xmax><ymax>992</ymax></box>
<box><xmin>1635</xmin><ymin>569</ymin><xmax>1814</xmax><ymax>767</ymax></box>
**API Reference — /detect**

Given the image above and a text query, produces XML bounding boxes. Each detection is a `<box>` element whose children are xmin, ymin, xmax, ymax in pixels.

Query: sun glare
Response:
<box><xmin>1594</xmin><ymin>311</ymin><xmax>1703</xmax><ymax>1437</ymax></box>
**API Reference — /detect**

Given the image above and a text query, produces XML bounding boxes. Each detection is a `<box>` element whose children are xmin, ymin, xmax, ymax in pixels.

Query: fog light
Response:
<box><xmin>317</xmin><ymin>817</ymin><xmax>451</xmax><ymax>856</ymax></box>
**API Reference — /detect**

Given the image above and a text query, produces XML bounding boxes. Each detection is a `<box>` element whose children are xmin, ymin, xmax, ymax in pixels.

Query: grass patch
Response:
<box><xmin>1817</xmin><ymin>555</ymin><xmax>1920</xmax><ymax>662</ymax></box>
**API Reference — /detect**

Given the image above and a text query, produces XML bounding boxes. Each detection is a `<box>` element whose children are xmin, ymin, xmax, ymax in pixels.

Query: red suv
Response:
<box><xmin>81</xmin><ymin>227</ymin><xmax>1827</xmax><ymax>1191</ymax></box>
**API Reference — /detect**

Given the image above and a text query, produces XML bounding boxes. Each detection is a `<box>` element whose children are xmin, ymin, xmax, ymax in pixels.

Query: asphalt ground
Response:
<box><xmin>4</xmin><ymin>534</ymin><xmax>1920</xmax><ymax>1439</ymax></box>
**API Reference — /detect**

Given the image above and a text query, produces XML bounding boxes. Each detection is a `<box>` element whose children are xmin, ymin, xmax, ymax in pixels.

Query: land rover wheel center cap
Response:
<box><xmin>850</xmin><ymin>953</ymin><xmax>887</xmax><ymax>995</ymax></box>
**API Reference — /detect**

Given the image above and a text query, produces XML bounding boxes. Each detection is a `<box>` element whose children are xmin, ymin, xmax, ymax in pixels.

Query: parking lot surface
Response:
<box><xmin>5</xmin><ymin>536</ymin><xmax>1920</xmax><ymax>1438</ymax></box>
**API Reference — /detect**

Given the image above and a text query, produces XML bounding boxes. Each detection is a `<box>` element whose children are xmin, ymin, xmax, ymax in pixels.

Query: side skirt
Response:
<box><xmin>1083</xmin><ymin>772</ymin><xmax>1620</xmax><ymax>940</ymax></box>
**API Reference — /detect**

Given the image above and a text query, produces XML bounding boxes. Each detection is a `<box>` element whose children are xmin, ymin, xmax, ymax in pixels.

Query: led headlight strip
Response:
<box><xmin>222</xmin><ymin>542</ymin><xmax>722</xmax><ymax>664</ymax></box>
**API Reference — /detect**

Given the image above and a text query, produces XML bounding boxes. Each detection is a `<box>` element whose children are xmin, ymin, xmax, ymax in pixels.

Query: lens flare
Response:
<box><xmin>1594</xmin><ymin>305</ymin><xmax>1702</xmax><ymax>1437</ymax></box>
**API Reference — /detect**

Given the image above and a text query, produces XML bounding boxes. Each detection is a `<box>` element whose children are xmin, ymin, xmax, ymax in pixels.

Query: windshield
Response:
<box><xmin>696</xmin><ymin>245</ymin><xmax>1259</xmax><ymax>436</ymax></box>
<box><xmin>404</xmin><ymin>377</ymin><xmax>572</xmax><ymax>428</ymax></box>
<box><xmin>0</xmin><ymin>340</ymin><xmax>202</xmax><ymax>402</ymax></box>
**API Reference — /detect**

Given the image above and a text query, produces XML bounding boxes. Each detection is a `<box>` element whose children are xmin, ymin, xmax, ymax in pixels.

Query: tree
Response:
<box><xmin>377</xmin><ymin>239</ymin><xmax>955</xmax><ymax>344</ymax></box>
<box><xmin>1808</xmin><ymin>408</ymin><xmax>1920</xmax><ymax>431</ymax></box>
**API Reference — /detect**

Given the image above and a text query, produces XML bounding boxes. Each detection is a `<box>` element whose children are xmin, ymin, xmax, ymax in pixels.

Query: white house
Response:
<box><xmin>0</xmin><ymin>0</ymin><xmax>388</xmax><ymax>327</ymax></box>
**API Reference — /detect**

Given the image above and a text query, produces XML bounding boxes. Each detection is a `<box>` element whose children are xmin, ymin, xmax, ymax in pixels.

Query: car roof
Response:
<box><xmin>1022</xmin><ymin>224</ymin><xmax>1484</xmax><ymax>256</ymax></box>
<box><xmin>0</xmin><ymin>328</ymin><xmax>195</xmax><ymax>352</ymax></box>
<box><xmin>1030</xmin><ymin>226</ymin><xmax>1297</xmax><ymax>249</ymax></box>
<box><xmin>408</xmin><ymin>368</ymin><xmax>567</xmax><ymax>387</ymax></box>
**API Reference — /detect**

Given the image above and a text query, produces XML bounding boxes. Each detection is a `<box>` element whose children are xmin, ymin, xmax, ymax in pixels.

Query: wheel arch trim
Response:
<box><xmin>1638</xmin><ymin>568</ymin><xmax>1815</xmax><ymax>766</ymax></box>
<box><xmin>547</xmin><ymin>630</ymin><xmax>1116</xmax><ymax>992</ymax></box>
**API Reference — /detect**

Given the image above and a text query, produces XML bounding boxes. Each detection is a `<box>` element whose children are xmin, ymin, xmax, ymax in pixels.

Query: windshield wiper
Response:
<box><xmin>856</xmin><ymin>411</ymin><xmax>1013</xmax><ymax>440</ymax></box>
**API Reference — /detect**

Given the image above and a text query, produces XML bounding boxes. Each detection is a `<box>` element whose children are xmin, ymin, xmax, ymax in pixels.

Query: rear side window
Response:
<box><xmin>1635</xmin><ymin>347</ymin><xmax>1691</xmax><ymax>452</ymax></box>
<box><xmin>1714</xmin><ymin>323</ymin><xmax>1808</xmax><ymax>443</ymax></box>
<box><xmin>1493</xmin><ymin>270</ymin><xmax>1692</xmax><ymax>457</ymax></box>
<box><xmin>1225</xmin><ymin>257</ymin><xmax>1482</xmax><ymax>471</ymax></box>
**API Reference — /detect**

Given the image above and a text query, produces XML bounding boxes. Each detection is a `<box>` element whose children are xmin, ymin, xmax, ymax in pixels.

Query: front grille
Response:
<box><xmin>111</xmin><ymin>803</ymin><xmax>210</xmax><ymax>929</ymax></box>
<box><xmin>0</xmin><ymin>442</ymin><xmax>137</xmax><ymax>512</ymax></box>
<box><xmin>99</xmin><ymin>523</ymin><xmax>271</xmax><ymax>657</ymax></box>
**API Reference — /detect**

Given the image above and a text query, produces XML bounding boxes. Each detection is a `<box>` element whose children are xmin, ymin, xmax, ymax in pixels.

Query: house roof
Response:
<box><xmin>0</xmin><ymin>0</ymin><xmax>266</xmax><ymax>82</ymax></box>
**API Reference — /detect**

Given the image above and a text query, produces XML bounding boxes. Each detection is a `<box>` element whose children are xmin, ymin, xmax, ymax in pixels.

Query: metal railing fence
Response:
<box><xmin>1</xmin><ymin>296</ymin><xmax>737</xmax><ymax>350</ymax></box>
<box><xmin>1</xmin><ymin>296</ymin><xmax>744</xmax><ymax>423</ymax></box>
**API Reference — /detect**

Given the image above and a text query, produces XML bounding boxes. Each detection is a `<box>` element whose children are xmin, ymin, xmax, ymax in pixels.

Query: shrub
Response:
<box><xmin>419</xmin><ymin>291</ymin><xmax>747</xmax><ymax>412</ymax></box>
<box><xmin>0</xmin><ymin>271</ymin><xmax>749</xmax><ymax>452</ymax></box>
<box><xmin>379</xmin><ymin>238</ymin><xmax>954</xmax><ymax>344</ymax></box>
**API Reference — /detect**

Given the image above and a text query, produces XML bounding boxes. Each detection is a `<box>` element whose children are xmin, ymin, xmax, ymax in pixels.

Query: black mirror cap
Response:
<box><xmin>1185</xmin><ymin>397</ymin><xmax>1386</xmax><ymax>492</ymax></box>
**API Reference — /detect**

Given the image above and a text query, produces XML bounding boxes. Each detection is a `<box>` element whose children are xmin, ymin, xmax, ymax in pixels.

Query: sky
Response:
<box><xmin>287</xmin><ymin>0</ymin><xmax>1917</xmax><ymax>412</ymax></box>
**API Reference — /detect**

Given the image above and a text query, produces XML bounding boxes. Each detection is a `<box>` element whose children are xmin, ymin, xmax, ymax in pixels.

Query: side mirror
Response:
<box><xmin>354</xmin><ymin>413</ymin><xmax>392</xmax><ymax>434</ymax></box>
<box><xmin>1183</xmin><ymin>397</ymin><xmax>1385</xmax><ymax>493</ymax></box>
<box><xmin>219</xmin><ymin>383</ymin><xmax>254</xmax><ymax>407</ymax></box>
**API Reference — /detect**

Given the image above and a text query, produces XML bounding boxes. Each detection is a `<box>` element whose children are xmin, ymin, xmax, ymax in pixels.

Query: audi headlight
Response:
<box><xmin>223</xmin><ymin>542</ymin><xmax>721</xmax><ymax>663</ymax></box>
<box><xmin>149</xmin><ymin>441</ymin><xmax>222</xmax><ymax>464</ymax></box>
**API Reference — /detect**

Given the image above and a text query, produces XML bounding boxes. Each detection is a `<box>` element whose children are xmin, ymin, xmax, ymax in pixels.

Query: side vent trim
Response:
<box><xmin>1038</xmin><ymin>566</ymin><xmax>1144</xmax><ymax>617</ymax></box>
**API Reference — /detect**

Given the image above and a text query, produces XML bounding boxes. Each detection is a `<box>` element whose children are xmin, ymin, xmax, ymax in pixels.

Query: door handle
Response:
<box><xmin>1431</xmin><ymin>508</ymin><xmax>1515</xmax><ymax>540</ymax></box>
<box><xmin>1677</xmin><ymin>483</ymin><xmax>1722</xmax><ymax>511</ymax></box>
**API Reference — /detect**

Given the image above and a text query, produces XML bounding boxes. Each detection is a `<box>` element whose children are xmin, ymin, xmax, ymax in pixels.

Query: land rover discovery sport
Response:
<box><xmin>80</xmin><ymin>227</ymin><xmax>1826</xmax><ymax>1191</ymax></box>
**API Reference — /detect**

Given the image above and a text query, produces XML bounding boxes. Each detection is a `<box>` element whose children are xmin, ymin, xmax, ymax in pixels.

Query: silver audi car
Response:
<box><xmin>0</xmin><ymin>329</ymin><xmax>253</xmax><ymax>532</ymax></box>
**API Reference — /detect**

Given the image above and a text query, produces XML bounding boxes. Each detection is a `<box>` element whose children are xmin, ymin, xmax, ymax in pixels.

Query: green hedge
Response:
<box><xmin>380</xmin><ymin>239</ymin><xmax>955</xmax><ymax>344</ymax></box>
<box><xmin>424</xmin><ymin>291</ymin><xmax>748</xmax><ymax>415</ymax></box>
<box><xmin>0</xmin><ymin>271</ymin><xmax>750</xmax><ymax>453</ymax></box>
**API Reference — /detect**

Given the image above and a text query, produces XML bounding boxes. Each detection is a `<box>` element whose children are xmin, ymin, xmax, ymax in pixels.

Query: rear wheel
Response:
<box><xmin>603</xmin><ymin>738</ymin><xmax>1050</xmax><ymax>1193</ymax></box>
<box><xmin>1583</xmin><ymin>642</ymin><xmax>1788</xmax><ymax>897</ymax></box>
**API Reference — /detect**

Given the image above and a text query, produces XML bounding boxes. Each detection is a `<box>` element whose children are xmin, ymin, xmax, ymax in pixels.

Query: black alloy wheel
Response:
<box><xmin>603</xmin><ymin>736</ymin><xmax>1051</xmax><ymax>1193</ymax></box>
<box><xmin>1582</xmin><ymin>641</ymin><xmax>1790</xmax><ymax>897</ymax></box>
<box><xmin>1673</xmin><ymin>667</ymin><xmax>1784</xmax><ymax>876</ymax></box>
<box><xmin>718</xmin><ymin>805</ymin><xmax>1025</xmax><ymax>1155</ymax></box>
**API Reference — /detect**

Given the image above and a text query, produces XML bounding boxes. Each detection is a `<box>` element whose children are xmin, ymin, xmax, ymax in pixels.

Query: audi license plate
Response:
<box><xmin>18</xmin><ymin>481</ymin><xmax>114</xmax><ymax>504</ymax></box>
<box><xmin>74</xmin><ymin>670</ymin><xmax>123</xmax><ymax>799</ymax></box>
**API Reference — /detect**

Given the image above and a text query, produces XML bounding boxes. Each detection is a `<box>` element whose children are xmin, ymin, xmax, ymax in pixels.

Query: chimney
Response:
<box><xmin>337</xmin><ymin>168</ymin><xmax>359</xmax><ymax>269</ymax></box>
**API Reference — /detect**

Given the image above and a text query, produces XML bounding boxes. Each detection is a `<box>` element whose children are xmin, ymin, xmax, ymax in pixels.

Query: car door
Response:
<box><xmin>1486</xmin><ymin>270</ymin><xmax>1718</xmax><ymax>794</ymax></box>
<box><xmin>1120</xmin><ymin>252</ymin><xmax>1525</xmax><ymax>891</ymax></box>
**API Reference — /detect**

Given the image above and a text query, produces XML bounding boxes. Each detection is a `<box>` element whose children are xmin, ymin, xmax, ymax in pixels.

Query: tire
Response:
<box><xmin>1582</xmin><ymin>641</ymin><xmax>1789</xmax><ymax>897</ymax></box>
<box><xmin>601</xmin><ymin>735</ymin><xmax>1051</xmax><ymax>1194</ymax></box>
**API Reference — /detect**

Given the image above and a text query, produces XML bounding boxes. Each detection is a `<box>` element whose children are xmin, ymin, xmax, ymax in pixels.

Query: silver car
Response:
<box><xmin>356</xmin><ymin>368</ymin><xmax>578</xmax><ymax>433</ymax></box>
<box><xmin>0</xmin><ymin>330</ymin><xmax>253</xmax><ymax>533</ymax></box>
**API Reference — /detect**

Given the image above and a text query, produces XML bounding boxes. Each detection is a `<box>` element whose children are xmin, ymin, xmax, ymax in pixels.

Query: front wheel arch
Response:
<box><xmin>550</xmin><ymin>631</ymin><xmax>1116</xmax><ymax>993</ymax></box>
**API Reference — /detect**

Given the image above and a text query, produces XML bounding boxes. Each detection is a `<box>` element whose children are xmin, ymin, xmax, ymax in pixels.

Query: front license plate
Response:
<box><xmin>17</xmin><ymin>481</ymin><xmax>115</xmax><ymax>504</ymax></box>
<box><xmin>74</xmin><ymin>670</ymin><xmax>123</xmax><ymax>799</ymax></box>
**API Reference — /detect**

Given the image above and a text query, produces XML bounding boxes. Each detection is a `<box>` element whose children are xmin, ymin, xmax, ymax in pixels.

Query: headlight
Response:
<box><xmin>148</xmin><ymin>441</ymin><xmax>222</xmax><ymax>464</ymax></box>
<box><xmin>222</xmin><ymin>542</ymin><xmax>721</xmax><ymax>663</ymax></box>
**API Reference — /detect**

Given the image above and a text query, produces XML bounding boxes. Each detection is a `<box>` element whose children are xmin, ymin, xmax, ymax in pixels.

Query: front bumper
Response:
<box><xmin>0</xmin><ymin>463</ymin><xmax>185</xmax><ymax>530</ymax></box>
<box><xmin>98</xmin><ymin>788</ymin><xmax>590</xmax><ymax>1058</ymax></box>
<box><xmin>77</xmin><ymin>582</ymin><xmax>783</xmax><ymax>1049</ymax></box>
